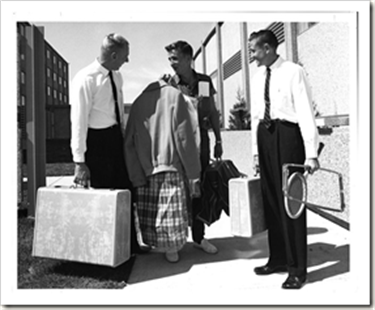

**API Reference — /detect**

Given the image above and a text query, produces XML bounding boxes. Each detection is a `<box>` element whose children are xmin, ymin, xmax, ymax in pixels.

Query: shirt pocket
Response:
<box><xmin>274</xmin><ymin>85</ymin><xmax>289</xmax><ymax>110</ymax></box>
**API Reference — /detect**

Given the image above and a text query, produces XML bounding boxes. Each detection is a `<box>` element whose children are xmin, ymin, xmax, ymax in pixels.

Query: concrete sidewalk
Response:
<box><xmin>123</xmin><ymin>210</ymin><xmax>350</xmax><ymax>305</ymax></box>
<box><xmin>46</xmin><ymin>176</ymin><xmax>351</xmax><ymax>305</ymax></box>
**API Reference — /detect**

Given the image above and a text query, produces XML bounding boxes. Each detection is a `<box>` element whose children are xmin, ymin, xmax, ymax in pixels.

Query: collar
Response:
<box><xmin>93</xmin><ymin>58</ymin><xmax>110</xmax><ymax>76</ymax></box>
<box><xmin>171</xmin><ymin>69</ymin><xmax>198</xmax><ymax>86</ymax></box>
<box><xmin>265</xmin><ymin>55</ymin><xmax>283</xmax><ymax>72</ymax></box>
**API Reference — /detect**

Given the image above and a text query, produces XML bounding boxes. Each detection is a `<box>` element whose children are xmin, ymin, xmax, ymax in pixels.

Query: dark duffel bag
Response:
<box><xmin>197</xmin><ymin>159</ymin><xmax>245</xmax><ymax>226</ymax></box>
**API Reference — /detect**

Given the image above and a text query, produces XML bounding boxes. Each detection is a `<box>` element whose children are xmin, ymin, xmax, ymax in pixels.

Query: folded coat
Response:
<box><xmin>124</xmin><ymin>80</ymin><xmax>201</xmax><ymax>187</ymax></box>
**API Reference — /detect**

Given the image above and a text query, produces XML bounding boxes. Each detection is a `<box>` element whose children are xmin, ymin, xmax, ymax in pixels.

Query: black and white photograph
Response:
<box><xmin>0</xmin><ymin>0</ymin><xmax>371</xmax><ymax>307</ymax></box>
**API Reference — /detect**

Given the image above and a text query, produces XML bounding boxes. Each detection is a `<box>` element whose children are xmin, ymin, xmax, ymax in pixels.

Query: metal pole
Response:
<box><xmin>216</xmin><ymin>23</ymin><xmax>224</xmax><ymax>128</ymax></box>
<box><xmin>284</xmin><ymin>22</ymin><xmax>299</xmax><ymax>63</ymax></box>
<box><xmin>25</xmin><ymin>24</ymin><xmax>46</xmax><ymax>217</ymax></box>
<box><xmin>240</xmin><ymin>22</ymin><xmax>251</xmax><ymax>112</ymax></box>
<box><xmin>201</xmin><ymin>41</ymin><xmax>207</xmax><ymax>75</ymax></box>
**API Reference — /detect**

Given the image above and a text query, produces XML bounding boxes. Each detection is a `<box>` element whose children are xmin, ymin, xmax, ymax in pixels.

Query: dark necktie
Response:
<box><xmin>263</xmin><ymin>67</ymin><xmax>271</xmax><ymax>128</ymax></box>
<box><xmin>108</xmin><ymin>71</ymin><xmax>121</xmax><ymax>125</ymax></box>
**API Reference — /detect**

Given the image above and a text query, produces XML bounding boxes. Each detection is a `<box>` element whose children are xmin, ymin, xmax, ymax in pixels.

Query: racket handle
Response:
<box><xmin>304</xmin><ymin>142</ymin><xmax>324</xmax><ymax>175</ymax></box>
<box><xmin>317</xmin><ymin>142</ymin><xmax>324</xmax><ymax>157</ymax></box>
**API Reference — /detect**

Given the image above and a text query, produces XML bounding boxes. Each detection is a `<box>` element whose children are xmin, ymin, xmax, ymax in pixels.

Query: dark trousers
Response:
<box><xmin>191</xmin><ymin>129</ymin><xmax>210</xmax><ymax>243</ymax></box>
<box><xmin>85</xmin><ymin>125</ymin><xmax>140</xmax><ymax>254</ymax></box>
<box><xmin>257</xmin><ymin>120</ymin><xmax>307</xmax><ymax>277</ymax></box>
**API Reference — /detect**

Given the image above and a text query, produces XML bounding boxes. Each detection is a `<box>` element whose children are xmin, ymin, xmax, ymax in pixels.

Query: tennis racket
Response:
<box><xmin>282</xmin><ymin>142</ymin><xmax>343</xmax><ymax>219</ymax></box>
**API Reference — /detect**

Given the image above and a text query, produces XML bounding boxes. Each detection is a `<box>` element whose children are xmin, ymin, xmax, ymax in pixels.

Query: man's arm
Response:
<box><xmin>292</xmin><ymin>66</ymin><xmax>320</xmax><ymax>174</ymax></box>
<box><xmin>174</xmin><ymin>92</ymin><xmax>201</xmax><ymax>180</ymax></box>
<box><xmin>251</xmin><ymin>75</ymin><xmax>260</xmax><ymax>176</ymax></box>
<box><xmin>206</xmin><ymin>78</ymin><xmax>223</xmax><ymax>159</ymax></box>
<box><xmin>208</xmin><ymin>100</ymin><xmax>223</xmax><ymax>159</ymax></box>
<box><xmin>70</xmin><ymin>75</ymin><xmax>92</xmax><ymax>186</ymax></box>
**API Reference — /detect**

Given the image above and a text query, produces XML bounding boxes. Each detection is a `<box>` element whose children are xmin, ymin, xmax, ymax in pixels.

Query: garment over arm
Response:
<box><xmin>124</xmin><ymin>104</ymin><xmax>147</xmax><ymax>187</ymax></box>
<box><xmin>173</xmin><ymin>92</ymin><xmax>201</xmax><ymax>180</ymax></box>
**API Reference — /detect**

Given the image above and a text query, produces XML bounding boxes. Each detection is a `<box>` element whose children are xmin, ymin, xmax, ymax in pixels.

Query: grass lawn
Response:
<box><xmin>18</xmin><ymin>185</ymin><xmax>136</xmax><ymax>288</ymax></box>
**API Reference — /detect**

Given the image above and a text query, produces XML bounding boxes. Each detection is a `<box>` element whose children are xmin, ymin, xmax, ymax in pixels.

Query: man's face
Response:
<box><xmin>249</xmin><ymin>39</ymin><xmax>267</xmax><ymax>67</ymax></box>
<box><xmin>167</xmin><ymin>49</ymin><xmax>191</xmax><ymax>75</ymax></box>
<box><xmin>111</xmin><ymin>45</ymin><xmax>129</xmax><ymax>70</ymax></box>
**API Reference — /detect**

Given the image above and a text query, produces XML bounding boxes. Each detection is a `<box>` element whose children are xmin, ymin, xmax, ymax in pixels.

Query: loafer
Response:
<box><xmin>194</xmin><ymin>239</ymin><xmax>218</xmax><ymax>254</ymax></box>
<box><xmin>254</xmin><ymin>265</ymin><xmax>288</xmax><ymax>275</ymax></box>
<box><xmin>165</xmin><ymin>251</ymin><xmax>179</xmax><ymax>263</ymax></box>
<box><xmin>282</xmin><ymin>275</ymin><xmax>307</xmax><ymax>289</ymax></box>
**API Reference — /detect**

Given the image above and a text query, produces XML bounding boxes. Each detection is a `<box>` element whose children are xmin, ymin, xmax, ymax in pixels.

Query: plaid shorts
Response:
<box><xmin>136</xmin><ymin>172</ymin><xmax>188</xmax><ymax>252</ymax></box>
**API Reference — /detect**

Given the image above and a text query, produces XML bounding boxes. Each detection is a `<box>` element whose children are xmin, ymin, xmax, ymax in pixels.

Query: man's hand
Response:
<box><xmin>73</xmin><ymin>163</ymin><xmax>91</xmax><ymax>188</ymax></box>
<box><xmin>214</xmin><ymin>141</ymin><xmax>223</xmax><ymax>159</ymax></box>
<box><xmin>253</xmin><ymin>155</ymin><xmax>260</xmax><ymax>176</ymax></box>
<box><xmin>304</xmin><ymin>158</ymin><xmax>320</xmax><ymax>175</ymax></box>
<box><xmin>159</xmin><ymin>73</ymin><xmax>172</xmax><ymax>83</ymax></box>
<box><xmin>189</xmin><ymin>178</ymin><xmax>201</xmax><ymax>198</ymax></box>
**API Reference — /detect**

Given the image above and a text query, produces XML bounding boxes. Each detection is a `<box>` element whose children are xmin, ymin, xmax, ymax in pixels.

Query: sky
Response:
<box><xmin>34</xmin><ymin>22</ymin><xmax>216</xmax><ymax>103</ymax></box>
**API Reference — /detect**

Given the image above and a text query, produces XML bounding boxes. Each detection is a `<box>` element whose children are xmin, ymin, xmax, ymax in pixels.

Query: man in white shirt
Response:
<box><xmin>249</xmin><ymin>29</ymin><xmax>320</xmax><ymax>289</ymax></box>
<box><xmin>70</xmin><ymin>33</ymin><xmax>143</xmax><ymax>254</ymax></box>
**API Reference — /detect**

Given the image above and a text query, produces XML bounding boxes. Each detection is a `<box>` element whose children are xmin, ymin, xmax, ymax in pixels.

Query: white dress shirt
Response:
<box><xmin>251</xmin><ymin>56</ymin><xmax>319</xmax><ymax>159</ymax></box>
<box><xmin>70</xmin><ymin>59</ymin><xmax>124</xmax><ymax>163</ymax></box>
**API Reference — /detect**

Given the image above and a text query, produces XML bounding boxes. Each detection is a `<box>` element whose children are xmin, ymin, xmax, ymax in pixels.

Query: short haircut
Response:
<box><xmin>165</xmin><ymin>40</ymin><xmax>193</xmax><ymax>58</ymax></box>
<box><xmin>101</xmin><ymin>33</ymin><xmax>129</xmax><ymax>55</ymax></box>
<box><xmin>249</xmin><ymin>29</ymin><xmax>279</xmax><ymax>50</ymax></box>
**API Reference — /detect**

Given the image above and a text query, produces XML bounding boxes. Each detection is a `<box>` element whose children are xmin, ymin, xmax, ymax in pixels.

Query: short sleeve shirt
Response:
<box><xmin>170</xmin><ymin>70</ymin><xmax>217</xmax><ymax>129</ymax></box>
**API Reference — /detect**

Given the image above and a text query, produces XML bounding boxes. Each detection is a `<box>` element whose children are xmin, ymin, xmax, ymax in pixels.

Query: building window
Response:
<box><xmin>53</xmin><ymin>73</ymin><xmax>56</xmax><ymax>81</ymax></box>
<box><xmin>21</xmin><ymin>96</ymin><xmax>26</xmax><ymax>106</ymax></box>
<box><xmin>53</xmin><ymin>55</ymin><xmax>56</xmax><ymax>64</ymax></box>
<box><xmin>21</xmin><ymin>54</ymin><xmax>25</xmax><ymax>61</ymax></box>
<box><xmin>59</xmin><ymin>76</ymin><xmax>62</xmax><ymax>85</ymax></box>
<box><xmin>59</xmin><ymin>92</ymin><xmax>62</xmax><ymax>101</ymax></box>
<box><xmin>47</xmin><ymin>86</ymin><xmax>51</xmax><ymax>96</ymax></box>
<box><xmin>47</xmin><ymin>68</ymin><xmax>50</xmax><ymax>78</ymax></box>
<box><xmin>19</xmin><ymin>24</ymin><xmax>25</xmax><ymax>36</ymax></box>
<box><xmin>21</xmin><ymin>72</ymin><xmax>25</xmax><ymax>84</ymax></box>
<box><xmin>53</xmin><ymin>90</ymin><xmax>57</xmax><ymax>99</ymax></box>
<box><xmin>64</xmin><ymin>95</ymin><xmax>67</xmax><ymax>103</ymax></box>
<box><xmin>64</xmin><ymin>80</ymin><xmax>66</xmax><ymax>88</ymax></box>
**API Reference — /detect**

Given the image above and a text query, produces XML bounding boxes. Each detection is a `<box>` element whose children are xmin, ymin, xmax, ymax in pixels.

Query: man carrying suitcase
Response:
<box><xmin>70</xmin><ymin>33</ymin><xmax>144</xmax><ymax>255</ymax></box>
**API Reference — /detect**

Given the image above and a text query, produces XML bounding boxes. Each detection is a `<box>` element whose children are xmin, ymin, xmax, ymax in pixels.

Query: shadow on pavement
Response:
<box><xmin>128</xmin><ymin>231</ymin><xmax>269</xmax><ymax>284</ymax></box>
<box><xmin>307</xmin><ymin>227</ymin><xmax>329</xmax><ymax>235</ymax></box>
<box><xmin>307</xmin><ymin>242</ymin><xmax>350</xmax><ymax>283</ymax></box>
<box><xmin>52</xmin><ymin>255</ymin><xmax>137</xmax><ymax>284</ymax></box>
<box><xmin>128</xmin><ymin>225</ymin><xmax>347</xmax><ymax>285</ymax></box>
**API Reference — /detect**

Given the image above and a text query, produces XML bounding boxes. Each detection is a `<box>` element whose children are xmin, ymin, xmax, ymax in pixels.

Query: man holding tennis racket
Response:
<box><xmin>249</xmin><ymin>29</ymin><xmax>320</xmax><ymax>289</ymax></box>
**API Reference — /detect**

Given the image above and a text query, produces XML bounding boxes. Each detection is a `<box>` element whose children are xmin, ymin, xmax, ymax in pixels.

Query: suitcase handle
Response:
<box><xmin>70</xmin><ymin>181</ymin><xmax>92</xmax><ymax>189</ymax></box>
<box><xmin>208</xmin><ymin>158</ymin><xmax>248</xmax><ymax>178</ymax></box>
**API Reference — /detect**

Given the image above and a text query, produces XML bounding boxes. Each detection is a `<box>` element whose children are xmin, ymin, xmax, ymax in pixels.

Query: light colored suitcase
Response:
<box><xmin>229</xmin><ymin>177</ymin><xmax>267</xmax><ymax>237</ymax></box>
<box><xmin>32</xmin><ymin>186</ymin><xmax>131</xmax><ymax>267</ymax></box>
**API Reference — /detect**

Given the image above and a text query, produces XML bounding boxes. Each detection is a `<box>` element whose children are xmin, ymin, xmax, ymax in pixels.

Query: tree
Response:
<box><xmin>227</xmin><ymin>89</ymin><xmax>251</xmax><ymax>130</ymax></box>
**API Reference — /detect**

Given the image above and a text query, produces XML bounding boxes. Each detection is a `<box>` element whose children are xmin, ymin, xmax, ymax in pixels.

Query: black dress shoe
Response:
<box><xmin>282</xmin><ymin>275</ymin><xmax>307</xmax><ymax>289</ymax></box>
<box><xmin>254</xmin><ymin>265</ymin><xmax>288</xmax><ymax>275</ymax></box>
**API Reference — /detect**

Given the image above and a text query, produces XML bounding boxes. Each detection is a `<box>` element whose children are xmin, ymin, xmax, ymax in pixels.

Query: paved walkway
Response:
<box><xmin>46</xmin><ymin>176</ymin><xmax>351</xmax><ymax>305</ymax></box>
